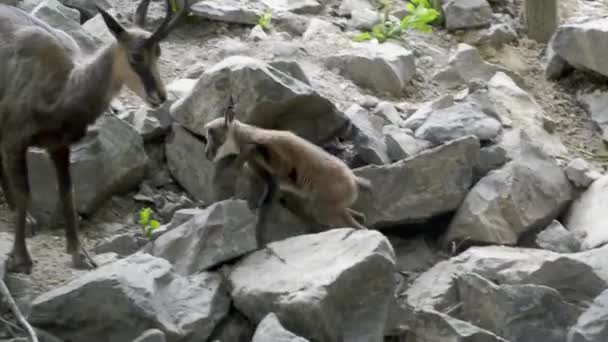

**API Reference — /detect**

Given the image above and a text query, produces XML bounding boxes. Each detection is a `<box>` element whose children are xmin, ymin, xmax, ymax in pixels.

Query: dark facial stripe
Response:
<box><xmin>132</xmin><ymin>62</ymin><xmax>159</xmax><ymax>98</ymax></box>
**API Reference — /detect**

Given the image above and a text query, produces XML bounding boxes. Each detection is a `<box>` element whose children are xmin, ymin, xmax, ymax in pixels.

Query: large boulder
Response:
<box><xmin>29</xmin><ymin>253</ymin><xmax>231</xmax><ymax>342</ymax></box>
<box><xmin>442</xmin><ymin>130</ymin><xmax>573</xmax><ymax>248</ymax></box>
<box><xmin>568</xmin><ymin>289</ymin><xmax>608</xmax><ymax>342</ymax></box>
<box><xmin>352</xmin><ymin>135</ymin><xmax>480</xmax><ymax>228</ymax></box>
<box><xmin>170</xmin><ymin>56</ymin><xmax>347</xmax><ymax>144</ymax></box>
<box><xmin>564</xmin><ymin>175</ymin><xmax>608</xmax><ymax>250</ymax></box>
<box><xmin>324</xmin><ymin>41</ymin><xmax>416</xmax><ymax>96</ymax></box>
<box><xmin>552</xmin><ymin>17</ymin><xmax>608</xmax><ymax>78</ymax></box>
<box><xmin>28</xmin><ymin>114</ymin><xmax>148</xmax><ymax>226</ymax></box>
<box><xmin>149</xmin><ymin>199</ymin><xmax>258</xmax><ymax>275</ymax></box>
<box><xmin>229</xmin><ymin>228</ymin><xmax>396</xmax><ymax>342</ymax></box>
<box><xmin>251</xmin><ymin>313</ymin><xmax>310</xmax><ymax>342</ymax></box>
<box><xmin>189</xmin><ymin>0</ymin><xmax>264</xmax><ymax>25</ymax></box>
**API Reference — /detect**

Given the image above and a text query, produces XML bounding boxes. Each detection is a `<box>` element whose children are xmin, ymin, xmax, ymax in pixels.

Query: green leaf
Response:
<box><xmin>354</xmin><ymin>32</ymin><xmax>373</xmax><ymax>41</ymax></box>
<box><xmin>144</xmin><ymin>226</ymin><xmax>154</xmax><ymax>238</ymax></box>
<box><xmin>149</xmin><ymin>220</ymin><xmax>161</xmax><ymax>229</ymax></box>
<box><xmin>406</xmin><ymin>2</ymin><xmax>416</xmax><ymax>12</ymax></box>
<box><xmin>139</xmin><ymin>207</ymin><xmax>151</xmax><ymax>226</ymax></box>
<box><xmin>372</xmin><ymin>23</ymin><xmax>386</xmax><ymax>37</ymax></box>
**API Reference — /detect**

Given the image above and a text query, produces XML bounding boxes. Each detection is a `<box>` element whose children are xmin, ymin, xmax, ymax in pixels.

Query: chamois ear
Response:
<box><xmin>224</xmin><ymin>96</ymin><xmax>236</xmax><ymax>126</ymax></box>
<box><xmin>97</xmin><ymin>6</ymin><xmax>126</xmax><ymax>40</ymax></box>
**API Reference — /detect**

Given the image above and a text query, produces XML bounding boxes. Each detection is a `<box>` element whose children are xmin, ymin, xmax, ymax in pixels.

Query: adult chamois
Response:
<box><xmin>0</xmin><ymin>0</ymin><xmax>188</xmax><ymax>274</ymax></box>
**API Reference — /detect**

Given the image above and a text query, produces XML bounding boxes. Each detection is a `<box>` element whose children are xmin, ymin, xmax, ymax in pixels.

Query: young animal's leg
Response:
<box><xmin>3</xmin><ymin>147</ymin><xmax>33</xmax><ymax>274</ymax></box>
<box><xmin>248</xmin><ymin>158</ymin><xmax>278</xmax><ymax>209</ymax></box>
<box><xmin>49</xmin><ymin>146</ymin><xmax>97</xmax><ymax>270</ymax></box>
<box><xmin>321</xmin><ymin>207</ymin><xmax>368</xmax><ymax>231</ymax></box>
<box><xmin>0</xmin><ymin>155</ymin><xmax>37</xmax><ymax>237</ymax></box>
<box><xmin>278</xmin><ymin>180</ymin><xmax>309</xmax><ymax>199</ymax></box>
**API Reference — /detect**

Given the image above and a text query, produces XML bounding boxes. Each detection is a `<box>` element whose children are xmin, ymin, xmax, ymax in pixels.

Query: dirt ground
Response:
<box><xmin>1</xmin><ymin>0</ymin><xmax>608</xmax><ymax>299</ymax></box>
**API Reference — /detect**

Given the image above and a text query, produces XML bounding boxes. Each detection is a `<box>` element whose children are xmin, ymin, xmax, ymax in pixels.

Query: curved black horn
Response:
<box><xmin>148</xmin><ymin>0</ymin><xmax>189</xmax><ymax>43</ymax></box>
<box><xmin>133</xmin><ymin>0</ymin><xmax>151</xmax><ymax>28</ymax></box>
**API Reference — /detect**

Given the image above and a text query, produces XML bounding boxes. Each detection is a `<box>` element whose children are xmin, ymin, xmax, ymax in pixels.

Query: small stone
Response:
<box><xmin>536</xmin><ymin>220</ymin><xmax>581</xmax><ymax>253</ymax></box>
<box><xmin>565</xmin><ymin>158</ymin><xmax>601</xmax><ymax>188</ymax></box>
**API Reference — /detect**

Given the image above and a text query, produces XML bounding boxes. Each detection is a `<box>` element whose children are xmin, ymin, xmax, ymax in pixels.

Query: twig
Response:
<box><xmin>0</xmin><ymin>280</ymin><xmax>38</xmax><ymax>342</ymax></box>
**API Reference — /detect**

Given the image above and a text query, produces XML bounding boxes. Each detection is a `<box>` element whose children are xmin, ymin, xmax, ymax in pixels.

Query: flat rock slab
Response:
<box><xmin>252</xmin><ymin>313</ymin><xmax>310</xmax><ymax>342</ymax></box>
<box><xmin>229</xmin><ymin>228</ymin><xmax>396</xmax><ymax>342</ymax></box>
<box><xmin>29</xmin><ymin>253</ymin><xmax>231</xmax><ymax>342</ymax></box>
<box><xmin>353</xmin><ymin>135</ymin><xmax>480</xmax><ymax>228</ymax></box>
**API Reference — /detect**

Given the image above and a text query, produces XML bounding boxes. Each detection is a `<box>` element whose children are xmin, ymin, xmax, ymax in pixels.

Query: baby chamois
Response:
<box><xmin>0</xmin><ymin>0</ymin><xmax>188</xmax><ymax>274</ymax></box>
<box><xmin>203</xmin><ymin>96</ymin><xmax>372</xmax><ymax>231</ymax></box>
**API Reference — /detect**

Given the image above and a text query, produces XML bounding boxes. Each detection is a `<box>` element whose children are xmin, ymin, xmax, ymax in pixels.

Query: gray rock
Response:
<box><xmin>488</xmin><ymin>72</ymin><xmax>567</xmax><ymax>156</ymax></box>
<box><xmin>434</xmin><ymin>44</ymin><xmax>517</xmax><ymax>89</ymax></box>
<box><xmin>324</xmin><ymin>42</ymin><xmax>416</xmax><ymax>96</ymax></box>
<box><xmin>349</xmin><ymin>7</ymin><xmax>379</xmax><ymax>30</ymax></box>
<box><xmin>150</xmin><ymin>200</ymin><xmax>257</xmax><ymax>275</ymax></box>
<box><xmin>479</xmin><ymin>23</ymin><xmax>518</xmax><ymax>47</ymax></box>
<box><xmin>345</xmin><ymin>104</ymin><xmax>390</xmax><ymax>165</ymax></box>
<box><xmin>263</xmin><ymin>0</ymin><xmax>322</xmax><ymax>14</ymax></box>
<box><xmin>171</xmin><ymin>56</ymin><xmax>347</xmax><ymax>144</ymax></box>
<box><xmin>353</xmin><ymin>135</ymin><xmax>480</xmax><ymax>228</ymax></box>
<box><xmin>552</xmin><ymin>17</ymin><xmax>608</xmax><ymax>78</ymax></box>
<box><xmin>28</xmin><ymin>114</ymin><xmax>147</xmax><ymax>226</ymax></box>
<box><xmin>536</xmin><ymin>220</ymin><xmax>581</xmax><ymax>253</ymax></box>
<box><xmin>208</xmin><ymin>310</ymin><xmax>255</xmax><ymax>342</ymax></box>
<box><xmin>120</xmin><ymin>106</ymin><xmax>172</xmax><ymax>141</ymax></box>
<box><xmin>475</xmin><ymin>144</ymin><xmax>507</xmax><ymax>179</ymax></box>
<box><xmin>0</xmin><ymin>232</ymin><xmax>11</xmax><ymax>280</ymax></box>
<box><xmin>248</xmin><ymin>24</ymin><xmax>268</xmax><ymax>41</ymax></box>
<box><xmin>32</xmin><ymin>0</ymin><xmax>102</xmax><ymax>53</ymax></box>
<box><xmin>415</xmin><ymin>101</ymin><xmax>502</xmax><ymax>145</ymax></box>
<box><xmin>132</xmin><ymin>329</ymin><xmax>166</xmax><ymax>342</ymax></box>
<box><xmin>565</xmin><ymin>158</ymin><xmax>601</xmax><ymax>188</ymax></box>
<box><xmin>29</xmin><ymin>253</ymin><xmax>231</xmax><ymax>342</ymax></box>
<box><xmin>268</xmin><ymin>59</ymin><xmax>312</xmax><ymax>85</ymax></box>
<box><xmin>568</xmin><ymin>289</ymin><xmax>608</xmax><ymax>342</ymax></box>
<box><xmin>82</xmin><ymin>11</ymin><xmax>116</xmax><ymax>44</ymax></box>
<box><xmin>255</xmin><ymin>200</ymin><xmax>314</xmax><ymax>245</ymax></box>
<box><xmin>0</xmin><ymin>0</ymin><xmax>17</xmax><ymax>6</ymax></box>
<box><xmin>544</xmin><ymin>33</ymin><xmax>573</xmax><ymax>80</ymax></box>
<box><xmin>578</xmin><ymin>89</ymin><xmax>608</xmax><ymax>143</ymax></box>
<box><xmin>229</xmin><ymin>228</ymin><xmax>396</xmax><ymax>342</ymax></box>
<box><xmin>443</xmin><ymin>129</ymin><xmax>573</xmax><ymax>248</ymax></box>
<box><xmin>252</xmin><ymin>313</ymin><xmax>310</xmax><ymax>342</ymax></box>
<box><xmin>403</xmin><ymin>95</ymin><xmax>455</xmax><ymax>131</ymax></box>
<box><xmin>442</xmin><ymin>0</ymin><xmax>493</xmax><ymax>30</ymax></box>
<box><xmin>564</xmin><ymin>175</ymin><xmax>608</xmax><ymax>250</ymax></box>
<box><xmin>59</xmin><ymin>0</ymin><xmax>111</xmax><ymax>21</ymax></box>
<box><xmin>383</xmin><ymin>125</ymin><xmax>429</xmax><ymax>161</ymax></box>
<box><xmin>374</xmin><ymin>101</ymin><xmax>404</xmax><ymax>126</ymax></box>
<box><xmin>456</xmin><ymin>272</ymin><xmax>581</xmax><ymax>342</ymax></box>
<box><xmin>404</xmin><ymin>309</ymin><xmax>508</xmax><ymax>342</ymax></box>
<box><xmin>93</xmin><ymin>233</ymin><xmax>146</xmax><ymax>257</ymax></box>
<box><xmin>190</xmin><ymin>0</ymin><xmax>264</xmax><ymax>25</ymax></box>
<box><xmin>302</xmin><ymin>17</ymin><xmax>341</xmax><ymax>41</ymax></box>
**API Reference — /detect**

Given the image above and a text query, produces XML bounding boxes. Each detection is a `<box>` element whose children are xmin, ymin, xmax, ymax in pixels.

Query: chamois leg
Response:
<box><xmin>3</xmin><ymin>147</ymin><xmax>33</xmax><ymax>274</ymax></box>
<box><xmin>321</xmin><ymin>206</ymin><xmax>368</xmax><ymax>231</ymax></box>
<box><xmin>247</xmin><ymin>158</ymin><xmax>278</xmax><ymax>247</ymax></box>
<box><xmin>0</xmin><ymin>154</ymin><xmax>37</xmax><ymax>237</ymax></box>
<box><xmin>49</xmin><ymin>146</ymin><xmax>97</xmax><ymax>270</ymax></box>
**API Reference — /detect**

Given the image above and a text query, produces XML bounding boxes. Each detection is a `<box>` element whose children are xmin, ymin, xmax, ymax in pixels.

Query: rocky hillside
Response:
<box><xmin>1</xmin><ymin>0</ymin><xmax>608</xmax><ymax>341</ymax></box>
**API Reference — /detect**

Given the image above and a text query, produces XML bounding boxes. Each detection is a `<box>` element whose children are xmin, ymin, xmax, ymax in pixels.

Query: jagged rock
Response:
<box><xmin>565</xmin><ymin>158</ymin><xmax>601</xmax><ymax>188</ymax></box>
<box><xmin>255</xmin><ymin>200</ymin><xmax>314</xmax><ymax>245</ymax></box>
<box><xmin>324</xmin><ymin>41</ymin><xmax>416</xmax><ymax>96</ymax></box>
<box><xmin>578</xmin><ymin>89</ymin><xmax>608</xmax><ymax>143</ymax></box>
<box><xmin>302</xmin><ymin>17</ymin><xmax>341</xmax><ymax>40</ymax></box>
<box><xmin>0</xmin><ymin>233</ymin><xmax>11</xmax><ymax>280</ymax></box>
<box><xmin>404</xmin><ymin>309</ymin><xmax>508</xmax><ymax>342</ymax></box>
<box><xmin>268</xmin><ymin>59</ymin><xmax>312</xmax><ymax>86</ymax></box>
<box><xmin>456</xmin><ymin>273</ymin><xmax>582</xmax><ymax>342</ymax></box>
<box><xmin>252</xmin><ymin>313</ymin><xmax>310</xmax><ymax>342</ymax></box>
<box><xmin>568</xmin><ymin>289</ymin><xmax>608</xmax><ymax>342</ymax></box>
<box><xmin>190</xmin><ymin>0</ymin><xmax>264</xmax><ymax>24</ymax></box>
<box><xmin>442</xmin><ymin>0</ymin><xmax>493</xmax><ymax>30</ymax></box>
<box><xmin>82</xmin><ymin>10</ymin><xmax>116</xmax><ymax>44</ymax></box>
<box><xmin>383</xmin><ymin>125</ymin><xmax>429</xmax><ymax>161</ymax></box>
<box><xmin>28</xmin><ymin>114</ymin><xmax>148</xmax><ymax>225</ymax></box>
<box><xmin>443</xmin><ymin>129</ymin><xmax>573</xmax><ymax>248</ymax></box>
<box><xmin>263</xmin><ymin>0</ymin><xmax>322</xmax><ymax>14</ymax></box>
<box><xmin>564</xmin><ymin>175</ymin><xmax>608</xmax><ymax>250</ymax></box>
<box><xmin>536</xmin><ymin>220</ymin><xmax>581</xmax><ymax>253</ymax></box>
<box><xmin>434</xmin><ymin>44</ymin><xmax>517</xmax><ymax>89</ymax></box>
<box><xmin>552</xmin><ymin>17</ymin><xmax>608</xmax><ymax>78</ymax></box>
<box><xmin>478</xmin><ymin>23</ymin><xmax>518</xmax><ymax>47</ymax></box>
<box><xmin>29</xmin><ymin>253</ymin><xmax>231</xmax><ymax>342</ymax></box>
<box><xmin>353</xmin><ymin>135</ymin><xmax>480</xmax><ymax>228</ymax></box>
<box><xmin>403</xmin><ymin>95</ymin><xmax>455</xmax><ymax>131</ymax></box>
<box><xmin>389</xmin><ymin>236</ymin><xmax>445</xmax><ymax>274</ymax></box>
<box><xmin>271</xmin><ymin>11</ymin><xmax>311</xmax><ymax>36</ymax></box>
<box><xmin>171</xmin><ymin>56</ymin><xmax>347</xmax><ymax>143</ymax></box>
<box><xmin>229</xmin><ymin>228</ymin><xmax>396</xmax><ymax>342</ymax></box>
<box><xmin>488</xmin><ymin>72</ymin><xmax>567</xmax><ymax>156</ymax></box>
<box><xmin>248</xmin><ymin>25</ymin><xmax>268</xmax><ymax>41</ymax></box>
<box><xmin>415</xmin><ymin>101</ymin><xmax>502</xmax><ymax>145</ymax></box>
<box><xmin>475</xmin><ymin>144</ymin><xmax>507</xmax><ymax>179</ymax></box>
<box><xmin>132</xmin><ymin>329</ymin><xmax>166</xmax><ymax>342</ymax></box>
<box><xmin>93</xmin><ymin>233</ymin><xmax>147</xmax><ymax>257</ymax></box>
<box><xmin>208</xmin><ymin>310</ymin><xmax>255</xmax><ymax>342</ymax></box>
<box><xmin>150</xmin><ymin>200</ymin><xmax>257</xmax><ymax>275</ymax></box>
<box><xmin>544</xmin><ymin>34</ymin><xmax>573</xmax><ymax>80</ymax></box>
<box><xmin>59</xmin><ymin>0</ymin><xmax>111</xmax><ymax>21</ymax></box>
<box><xmin>32</xmin><ymin>0</ymin><xmax>102</xmax><ymax>53</ymax></box>
<box><xmin>374</xmin><ymin>102</ymin><xmax>404</xmax><ymax>126</ymax></box>
<box><xmin>345</xmin><ymin>104</ymin><xmax>390</xmax><ymax>165</ymax></box>
<box><xmin>406</xmin><ymin>245</ymin><xmax>608</xmax><ymax>315</ymax></box>
<box><xmin>120</xmin><ymin>107</ymin><xmax>171</xmax><ymax>141</ymax></box>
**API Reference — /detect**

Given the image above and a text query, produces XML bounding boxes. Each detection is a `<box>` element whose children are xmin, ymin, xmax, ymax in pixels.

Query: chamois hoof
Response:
<box><xmin>6</xmin><ymin>253</ymin><xmax>33</xmax><ymax>274</ymax></box>
<box><xmin>71</xmin><ymin>251</ymin><xmax>98</xmax><ymax>270</ymax></box>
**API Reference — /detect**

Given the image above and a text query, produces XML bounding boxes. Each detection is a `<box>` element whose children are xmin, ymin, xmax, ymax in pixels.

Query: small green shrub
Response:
<box><xmin>138</xmin><ymin>207</ymin><xmax>161</xmax><ymax>239</ymax></box>
<box><xmin>257</xmin><ymin>8</ymin><xmax>272</xmax><ymax>31</ymax></box>
<box><xmin>401</xmin><ymin>0</ymin><xmax>441</xmax><ymax>33</ymax></box>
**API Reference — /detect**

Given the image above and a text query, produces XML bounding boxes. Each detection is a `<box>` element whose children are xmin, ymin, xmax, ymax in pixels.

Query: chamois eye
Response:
<box><xmin>131</xmin><ymin>54</ymin><xmax>144</xmax><ymax>64</ymax></box>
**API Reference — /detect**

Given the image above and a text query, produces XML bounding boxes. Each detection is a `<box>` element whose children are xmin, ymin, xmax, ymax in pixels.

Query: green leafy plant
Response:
<box><xmin>401</xmin><ymin>0</ymin><xmax>441</xmax><ymax>33</ymax></box>
<box><xmin>257</xmin><ymin>8</ymin><xmax>272</xmax><ymax>31</ymax></box>
<box><xmin>170</xmin><ymin>0</ymin><xmax>197</xmax><ymax>22</ymax></box>
<box><xmin>138</xmin><ymin>207</ymin><xmax>161</xmax><ymax>238</ymax></box>
<box><xmin>354</xmin><ymin>21</ymin><xmax>402</xmax><ymax>43</ymax></box>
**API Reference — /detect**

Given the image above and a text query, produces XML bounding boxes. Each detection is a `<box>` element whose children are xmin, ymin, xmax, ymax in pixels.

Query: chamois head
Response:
<box><xmin>203</xmin><ymin>96</ymin><xmax>241</xmax><ymax>162</ymax></box>
<box><xmin>96</xmin><ymin>0</ymin><xmax>188</xmax><ymax>108</ymax></box>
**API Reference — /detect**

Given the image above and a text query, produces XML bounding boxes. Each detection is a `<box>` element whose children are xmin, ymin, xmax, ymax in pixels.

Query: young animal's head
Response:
<box><xmin>203</xmin><ymin>96</ymin><xmax>242</xmax><ymax>162</ymax></box>
<box><xmin>97</xmin><ymin>0</ymin><xmax>187</xmax><ymax>108</ymax></box>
